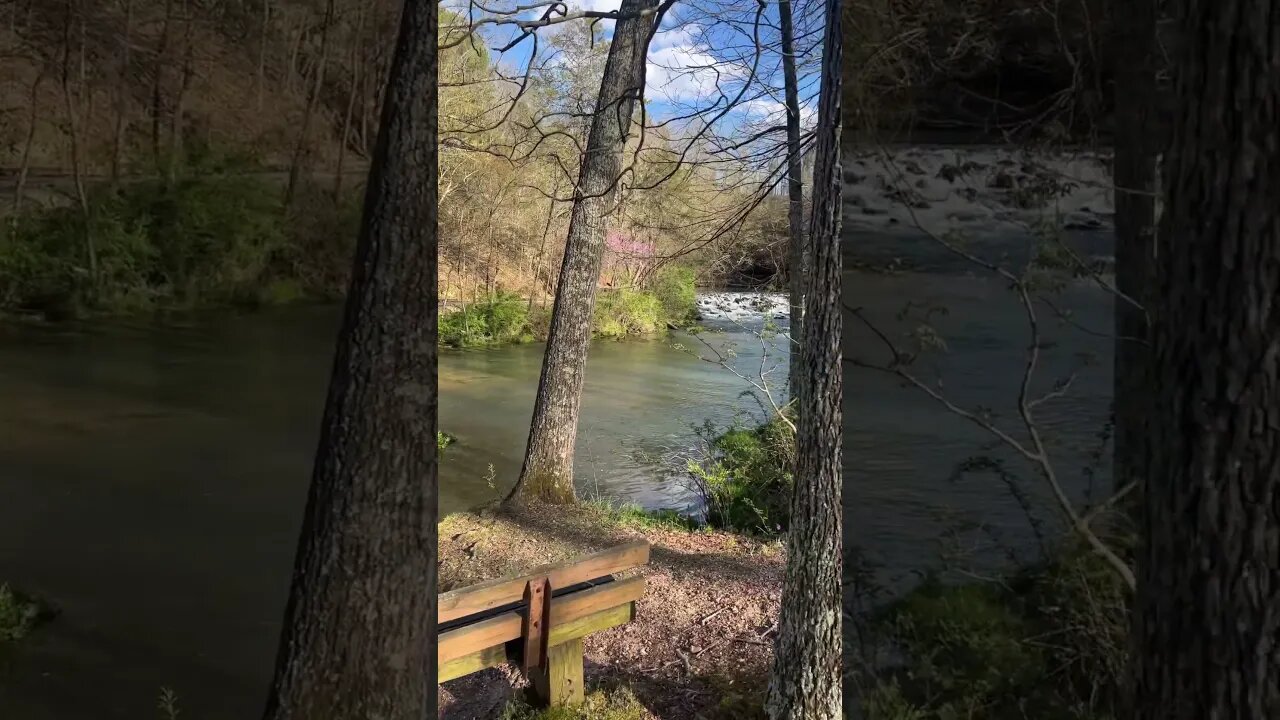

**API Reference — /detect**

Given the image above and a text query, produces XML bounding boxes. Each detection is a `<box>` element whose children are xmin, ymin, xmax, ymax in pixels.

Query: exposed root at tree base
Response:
<box><xmin>437</xmin><ymin>501</ymin><xmax>785</xmax><ymax>720</ymax></box>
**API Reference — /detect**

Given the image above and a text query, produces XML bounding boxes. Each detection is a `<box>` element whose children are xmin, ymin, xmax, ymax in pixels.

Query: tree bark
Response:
<box><xmin>1110</xmin><ymin>0</ymin><xmax>1159</xmax><ymax>499</ymax></box>
<box><xmin>285</xmin><ymin>0</ymin><xmax>335</xmax><ymax>210</ymax></box>
<box><xmin>259</xmin><ymin>1</ymin><xmax>438</xmax><ymax>718</ymax></box>
<box><xmin>505</xmin><ymin>0</ymin><xmax>660</xmax><ymax>505</ymax></box>
<box><xmin>766</xmin><ymin>1</ymin><xmax>841</xmax><ymax>717</ymax></box>
<box><xmin>1131</xmin><ymin>0</ymin><xmax>1280</xmax><ymax>717</ymax></box>
<box><xmin>779</xmin><ymin>0</ymin><xmax>806</xmax><ymax>400</ymax></box>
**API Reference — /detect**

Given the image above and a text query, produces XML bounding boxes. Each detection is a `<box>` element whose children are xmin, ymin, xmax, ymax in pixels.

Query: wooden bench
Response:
<box><xmin>437</xmin><ymin>540</ymin><xmax>650</xmax><ymax>706</ymax></box>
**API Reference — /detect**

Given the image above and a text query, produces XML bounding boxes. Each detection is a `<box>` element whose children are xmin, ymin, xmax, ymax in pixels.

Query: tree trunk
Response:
<box><xmin>13</xmin><ymin>70</ymin><xmax>45</xmax><ymax>215</ymax></box>
<box><xmin>111</xmin><ymin>0</ymin><xmax>133</xmax><ymax>188</ymax></box>
<box><xmin>1131</xmin><ymin>0</ymin><xmax>1280</xmax><ymax>717</ymax></box>
<box><xmin>1110</xmin><ymin>0</ymin><xmax>1159</xmax><ymax>499</ymax></box>
<box><xmin>765</xmin><ymin>0</ymin><xmax>841</xmax><ymax>717</ymax></box>
<box><xmin>258</xmin><ymin>0</ymin><xmax>270</xmax><ymax>112</ymax></box>
<box><xmin>168</xmin><ymin>0</ymin><xmax>194</xmax><ymax>186</ymax></box>
<box><xmin>779</xmin><ymin>0</ymin><xmax>806</xmax><ymax>400</ymax></box>
<box><xmin>334</xmin><ymin>1</ymin><xmax>367</xmax><ymax>200</ymax></box>
<box><xmin>259</xmin><ymin>1</ymin><xmax>438</xmax><ymax>718</ymax></box>
<box><xmin>61</xmin><ymin>0</ymin><xmax>96</xmax><ymax>291</ymax></box>
<box><xmin>151</xmin><ymin>0</ymin><xmax>176</xmax><ymax>176</ymax></box>
<box><xmin>285</xmin><ymin>0</ymin><xmax>335</xmax><ymax>210</ymax></box>
<box><xmin>505</xmin><ymin>0</ymin><xmax>660</xmax><ymax>505</ymax></box>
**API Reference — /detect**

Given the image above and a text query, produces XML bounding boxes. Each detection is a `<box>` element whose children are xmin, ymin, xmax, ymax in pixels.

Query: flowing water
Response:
<box><xmin>0</xmin><ymin>235</ymin><xmax>1115</xmax><ymax>716</ymax></box>
<box><xmin>0</xmin><ymin>296</ymin><xmax>785</xmax><ymax>719</ymax></box>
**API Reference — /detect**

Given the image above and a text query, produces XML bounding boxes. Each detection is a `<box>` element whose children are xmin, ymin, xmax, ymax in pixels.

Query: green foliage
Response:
<box><xmin>646</xmin><ymin>264</ymin><xmax>698</xmax><ymax>325</ymax></box>
<box><xmin>859</xmin><ymin>541</ymin><xmax>1130</xmax><ymax>720</ymax></box>
<box><xmin>437</xmin><ymin>431</ymin><xmax>456</xmax><ymax>453</ymax></box>
<box><xmin>499</xmin><ymin>687</ymin><xmax>647</xmax><ymax>720</ymax></box>
<box><xmin>687</xmin><ymin>413</ymin><xmax>796</xmax><ymax>536</ymax></box>
<box><xmin>0</xmin><ymin>584</ymin><xmax>45</xmax><ymax>642</ymax></box>
<box><xmin>439</xmin><ymin>291</ymin><xmax>534</xmax><ymax>348</ymax></box>
<box><xmin>586</xmin><ymin>499</ymin><xmax>702</xmax><ymax>532</ymax></box>
<box><xmin>0</xmin><ymin>152</ymin><xmax>360</xmax><ymax>318</ymax></box>
<box><xmin>594</xmin><ymin>287</ymin><xmax>664</xmax><ymax>338</ymax></box>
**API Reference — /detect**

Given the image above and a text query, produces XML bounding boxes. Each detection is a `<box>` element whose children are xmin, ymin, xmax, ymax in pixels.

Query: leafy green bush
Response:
<box><xmin>646</xmin><ymin>264</ymin><xmax>698</xmax><ymax>325</ymax></box>
<box><xmin>687</xmin><ymin>413</ymin><xmax>795</xmax><ymax>536</ymax></box>
<box><xmin>0</xmin><ymin>584</ymin><xmax>46</xmax><ymax>642</ymax></box>
<box><xmin>437</xmin><ymin>431</ymin><xmax>456</xmax><ymax>453</ymax></box>
<box><xmin>858</xmin><ymin>540</ymin><xmax>1130</xmax><ymax>720</ymax></box>
<box><xmin>0</xmin><ymin>150</ymin><xmax>361</xmax><ymax>318</ymax></box>
<box><xmin>594</xmin><ymin>287</ymin><xmax>664</xmax><ymax>338</ymax></box>
<box><xmin>439</xmin><ymin>292</ymin><xmax>533</xmax><ymax>348</ymax></box>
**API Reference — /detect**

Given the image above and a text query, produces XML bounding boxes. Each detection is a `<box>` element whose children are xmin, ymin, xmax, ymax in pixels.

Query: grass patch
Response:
<box><xmin>499</xmin><ymin>687</ymin><xmax>648</xmax><ymax>720</ymax></box>
<box><xmin>585</xmin><ymin>499</ymin><xmax>702</xmax><ymax>532</ymax></box>
<box><xmin>440</xmin><ymin>291</ymin><xmax>536</xmax><ymax>348</ymax></box>
<box><xmin>687</xmin><ymin>413</ymin><xmax>796</xmax><ymax>537</ymax></box>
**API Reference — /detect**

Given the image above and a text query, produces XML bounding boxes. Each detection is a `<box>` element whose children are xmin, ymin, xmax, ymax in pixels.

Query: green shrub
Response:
<box><xmin>858</xmin><ymin>540</ymin><xmax>1130</xmax><ymax>720</ymax></box>
<box><xmin>646</xmin><ymin>264</ymin><xmax>698</xmax><ymax>325</ymax></box>
<box><xmin>687</xmin><ymin>413</ymin><xmax>795</xmax><ymax>536</ymax></box>
<box><xmin>594</xmin><ymin>287</ymin><xmax>664</xmax><ymax>338</ymax></box>
<box><xmin>439</xmin><ymin>291</ymin><xmax>533</xmax><ymax>348</ymax></box>
<box><xmin>0</xmin><ymin>151</ymin><xmax>361</xmax><ymax>318</ymax></box>
<box><xmin>0</xmin><ymin>584</ymin><xmax>46</xmax><ymax>642</ymax></box>
<box><xmin>437</xmin><ymin>431</ymin><xmax>456</xmax><ymax>453</ymax></box>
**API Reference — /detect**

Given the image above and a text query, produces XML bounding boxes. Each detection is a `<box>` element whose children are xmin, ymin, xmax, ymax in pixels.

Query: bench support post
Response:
<box><xmin>530</xmin><ymin>638</ymin><xmax>585</xmax><ymax>707</ymax></box>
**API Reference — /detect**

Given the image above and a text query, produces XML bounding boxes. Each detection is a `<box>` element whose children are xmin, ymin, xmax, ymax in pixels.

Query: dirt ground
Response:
<box><xmin>436</xmin><ymin>501</ymin><xmax>786</xmax><ymax>720</ymax></box>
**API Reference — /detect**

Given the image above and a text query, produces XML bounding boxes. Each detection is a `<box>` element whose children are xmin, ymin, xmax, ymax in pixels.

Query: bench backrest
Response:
<box><xmin>437</xmin><ymin>540</ymin><xmax>650</xmax><ymax>683</ymax></box>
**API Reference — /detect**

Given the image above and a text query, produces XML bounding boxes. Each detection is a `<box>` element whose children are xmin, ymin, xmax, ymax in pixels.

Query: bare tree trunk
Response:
<box><xmin>285</xmin><ymin>0</ymin><xmax>335</xmax><ymax>210</ymax></box>
<box><xmin>779</xmin><ymin>0</ymin><xmax>806</xmax><ymax>399</ymax></box>
<box><xmin>1111</xmin><ymin>0</ymin><xmax>1159</xmax><ymax>499</ymax></box>
<box><xmin>767</xmin><ymin>1</ymin><xmax>841</xmax><ymax>717</ymax></box>
<box><xmin>111</xmin><ymin>0</ymin><xmax>134</xmax><ymax>188</ymax></box>
<box><xmin>504</xmin><ymin>0</ymin><xmax>661</xmax><ymax>505</ymax></box>
<box><xmin>333</xmin><ymin>1</ymin><xmax>366</xmax><ymax>200</ymax></box>
<box><xmin>61</xmin><ymin>0</ymin><xmax>96</xmax><ymax>292</ymax></box>
<box><xmin>168</xmin><ymin>0</ymin><xmax>194</xmax><ymax>186</ymax></box>
<box><xmin>259</xmin><ymin>1</ymin><xmax>438</xmax><ymax>718</ymax></box>
<box><xmin>257</xmin><ymin>0</ymin><xmax>270</xmax><ymax>112</ymax></box>
<box><xmin>1131</xmin><ymin>0</ymin><xmax>1280</xmax><ymax>717</ymax></box>
<box><xmin>13</xmin><ymin>70</ymin><xmax>45</xmax><ymax>215</ymax></box>
<box><xmin>151</xmin><ymin>0</ymin><xmax>176</xmax><ymax>176</ymax></box>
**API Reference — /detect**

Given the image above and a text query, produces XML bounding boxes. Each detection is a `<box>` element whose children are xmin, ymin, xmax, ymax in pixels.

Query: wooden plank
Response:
<box><xmin>437</xmin><ymin>603</ymin><xmax>635</xmax><ymax>685</ymax></box>
<box><xmin>531</xmin><ymin>638</ymin><xmax>585</xmax><ymax>707</ymax></box>
<box><xmin>547</xmin><ymin>602</ymin><xmax>634</xmax><ymax>647</ymax></box>
<box><xmin>438</xmin><ymin>540</ymin><xmax>650</xmax><ymax>623</ymax></box>
<box><xmin>437</xmin><ymin>578</ymin><xmax>644</xmax><ymax>666</ymax></box>
<box><xmin>438</xmin><ymin>612</ymin><xmax>522</xmax><ymax>665</ymax></box>
<box><xmin>439</xmin><ymin>643</ymin><xmax>509</xmax><ymax>683</ymax></box>
<box><xmin>522</xmin><ymin>577</ymin><xmax>550</xmax><ymax>669</ymax></box>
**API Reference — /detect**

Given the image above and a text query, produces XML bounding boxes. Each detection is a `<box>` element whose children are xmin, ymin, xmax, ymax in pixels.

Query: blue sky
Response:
<box><xmin>445</xmin><ymin>0</ymin><xmax>825</xmax><ymax>136</ymax></box>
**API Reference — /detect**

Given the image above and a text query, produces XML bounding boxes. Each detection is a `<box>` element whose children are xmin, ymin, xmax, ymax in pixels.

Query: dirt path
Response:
<box><xmin>437</xmin><ymin>502</ymin><xmax>785</xmax><ymax>720</ymax></box>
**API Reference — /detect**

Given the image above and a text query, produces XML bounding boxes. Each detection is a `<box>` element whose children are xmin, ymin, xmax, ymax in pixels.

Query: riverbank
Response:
<box><xmin>437</xmin><ymin>501</ymin><xmax>784</xmax><ymax>720</ymax></box>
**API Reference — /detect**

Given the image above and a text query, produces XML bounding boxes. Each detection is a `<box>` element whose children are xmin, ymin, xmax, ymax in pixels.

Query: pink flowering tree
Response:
<box><xmin>602</xmin><ymin>229</ymin><xmax>657</xmax><ymax>287</ymax></box>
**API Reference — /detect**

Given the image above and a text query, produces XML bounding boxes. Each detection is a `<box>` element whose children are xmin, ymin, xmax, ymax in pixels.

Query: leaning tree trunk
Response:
<box><xmin>779</xmin><ymin>0</ymin><xmax>807</xmax><ymax>400</ymax></box>
<box><xmin>766</xmin><ymin>1</ymin><xmax>842</xmax><ymax>717</ymax></box>
<box><xmin>1110</xmin><ymin>0</ymin><xmax>1159</xmax><ymax>500</ymax></box>
<box><xmin>505</xmin><ymin>0</ymin><xmax>660</xmax><ymax>505</ymax></box>
<box><xmin>1131</xmin><ymin>0</ymin><xmax>1280</xmax><ymax>717</ymax></box>
<box><xmin>260</xmin><ymin>1</ymin><xmax>438</xmax><ymax>718</ymax></box>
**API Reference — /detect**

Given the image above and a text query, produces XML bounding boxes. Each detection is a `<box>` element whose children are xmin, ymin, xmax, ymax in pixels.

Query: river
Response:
<box><xmin>0</xmin><ymin>242</ymin><xmax>1115</xmax><ymax>717</ymax></box>
<box><xmin>0</xmin><ymin>296</ymin><xmax>786</xmax><ymax>719</ymax></box>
